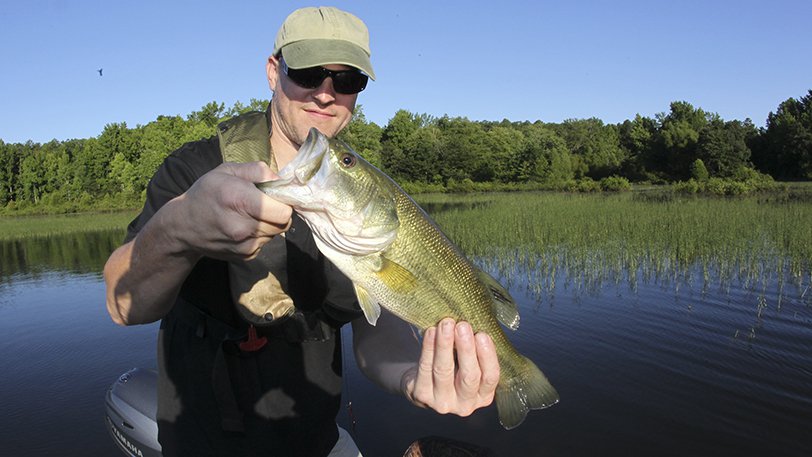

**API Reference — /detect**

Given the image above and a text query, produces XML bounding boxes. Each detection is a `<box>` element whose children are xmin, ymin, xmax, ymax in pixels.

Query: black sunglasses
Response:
<box><xmin>280</xmin><ymin>58</ymin><xmax>368</xmax><ymax>95</ymax></box>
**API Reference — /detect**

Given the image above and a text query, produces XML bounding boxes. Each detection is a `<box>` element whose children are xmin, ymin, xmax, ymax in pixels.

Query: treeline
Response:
<box><xmin>0</xmin><ymin>99</ymin><xmax>269</xmax><ymax>214</ymax></box>
<box><xmin>1</xmin><ymin>91</ymin><xmax>811</xmax><ymax>215</ymax></box>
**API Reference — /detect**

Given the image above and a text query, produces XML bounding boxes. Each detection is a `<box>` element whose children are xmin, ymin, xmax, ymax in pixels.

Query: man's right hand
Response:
<box><xmin>168</xmin><ymin>161</ymin><xmax>293</xmax><ymax>262</ymax></box>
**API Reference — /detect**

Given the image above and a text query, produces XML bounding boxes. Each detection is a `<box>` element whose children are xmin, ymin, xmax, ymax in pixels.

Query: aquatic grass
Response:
<box><xmin>417</xmin><ymin>191</ymin><xmax>812</xmax><ymax>303</ymax></box>
<box><xmin>0</xmin><ymin>211</ymin><xmax>137</xmax><ymax>241</ymax></box>
<box><xmin>2</xmin><ymin>192</ymin><xmax>809</xmax><ymax>307</ymax></box>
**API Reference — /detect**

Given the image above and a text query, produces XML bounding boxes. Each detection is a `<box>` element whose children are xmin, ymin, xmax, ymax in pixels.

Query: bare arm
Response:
<box><xmin>103</xmin><ymin>211</ymin><xmax>198</xmax><ymax>325</ymax></box>
<box><xmin>352</xmin><ymin>309</ymin><xmax>422</xmax><ymax>394</ymax></box>
<box><xmin>104</xmin><ymin>162</ymin><xmax>292</xmax><ymax>325</ymax></box>
<box><xmin>353</xmin><ymin>310</ymin><xmax>500</xmax><ymax>417</ymax></box>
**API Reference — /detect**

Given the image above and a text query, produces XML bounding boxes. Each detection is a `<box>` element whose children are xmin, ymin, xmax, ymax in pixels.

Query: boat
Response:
<box><xmin>105</xmin><ymin>368</ymin><xmax>162</xmax><ymax>457</ymax></box>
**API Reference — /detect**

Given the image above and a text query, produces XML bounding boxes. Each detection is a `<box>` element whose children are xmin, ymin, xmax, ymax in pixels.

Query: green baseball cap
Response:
<box><xmin>273</xmin><ymin>6</ymin><xmax>376</xmax><ymax>80</ymax></box>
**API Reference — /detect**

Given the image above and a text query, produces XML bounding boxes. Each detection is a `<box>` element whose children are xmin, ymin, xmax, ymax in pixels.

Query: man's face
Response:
<box><xmin>266</xmin><ymin>56</ymin><xmax>358</xmax><ymax>148</ymax></box>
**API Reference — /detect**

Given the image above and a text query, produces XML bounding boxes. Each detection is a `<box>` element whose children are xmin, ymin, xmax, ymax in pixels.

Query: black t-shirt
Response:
<box><xmin>125</xmin><ymin>133</ymin><xmax>363</xmax><ymax>457</ymax></box>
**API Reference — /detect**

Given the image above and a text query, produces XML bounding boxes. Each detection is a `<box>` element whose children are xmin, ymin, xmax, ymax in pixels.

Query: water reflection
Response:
<box><xmin>417</xmin><ymin>198</ymin><xmax>496</xmax><ymax>215</ymax></box>
<box><xmin>0</xmin><ymin>230</ymin><xmax>157</xmax><ymax>457</ymax></box>
<box><xmin>0</xmin><ymin>230</ymin><xmax>124</xmax><ymax>280</ymax></box>
<box><xmin>474</xmin><ymin>249</ymin><xmax>811</xmax><ymax>343</ymax></box>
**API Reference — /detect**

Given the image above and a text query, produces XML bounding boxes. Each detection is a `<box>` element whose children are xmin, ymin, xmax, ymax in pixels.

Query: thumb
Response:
<box><xmin>221</xmin><ymin>161</ymin><xmax>278</xmax><ymax>183</ymax></box>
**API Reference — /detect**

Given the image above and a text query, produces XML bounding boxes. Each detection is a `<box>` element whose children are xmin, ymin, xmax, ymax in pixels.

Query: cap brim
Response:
<box><xmin>281</xmin><ymin>39</ymin><xmax>376</xmax><ymax>80</ymax></box>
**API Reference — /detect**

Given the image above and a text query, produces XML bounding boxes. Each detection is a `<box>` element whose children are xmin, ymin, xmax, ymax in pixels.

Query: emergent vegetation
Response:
<box><xmin>420</xmin><ymin>191</ymin><xmax>812</xmax><ymax>300</ymax></box>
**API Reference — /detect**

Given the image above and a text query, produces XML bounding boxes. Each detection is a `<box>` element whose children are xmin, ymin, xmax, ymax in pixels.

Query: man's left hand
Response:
<box><xmin>402</xmin><ymin>318</ymin><xmax>500</xmax><ymax>416</ymax></box>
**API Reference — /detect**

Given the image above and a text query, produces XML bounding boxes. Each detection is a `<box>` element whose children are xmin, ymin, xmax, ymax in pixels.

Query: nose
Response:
<box><xmin>311</xmin><ymin>77</ymin><xmax>337</xmax><ymax>105</ymax></box>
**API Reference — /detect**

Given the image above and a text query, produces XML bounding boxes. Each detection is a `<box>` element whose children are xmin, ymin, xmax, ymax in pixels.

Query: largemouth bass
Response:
<box><xmin>258</xmin><ymin>128</ymin><xmax>558</xmax><ymax>429</ymax></box>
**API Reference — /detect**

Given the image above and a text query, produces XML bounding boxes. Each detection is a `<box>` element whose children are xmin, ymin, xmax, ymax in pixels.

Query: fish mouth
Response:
<box><xmin>259</xmin><ymin>128</ymin><xmax>400</xmax><ymax>254</ymax></box>
<box><xmin>262</xmin><ymin>128</ymin><xmax>332</xmax><ymax>210</ymax></box>
<box><xmin>278</xmin><ymin>128</ymin><xmax>330</xmax><ymax>185</ymax></box>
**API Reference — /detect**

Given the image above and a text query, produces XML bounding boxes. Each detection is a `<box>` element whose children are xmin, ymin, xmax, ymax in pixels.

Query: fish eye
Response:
<box><xmin>340</xmin><ymin>153</ymin><xmax>357</xmax><ymax>168</ymax></box>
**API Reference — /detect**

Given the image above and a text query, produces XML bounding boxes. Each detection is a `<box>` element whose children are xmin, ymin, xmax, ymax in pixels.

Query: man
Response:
<box><xmin>104</xmin><ymin>6</ymin><xmax>499</xmax><ymax>457</ymax></box>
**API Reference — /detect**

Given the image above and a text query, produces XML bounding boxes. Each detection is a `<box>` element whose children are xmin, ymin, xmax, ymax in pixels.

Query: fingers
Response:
<box><xmin>254</xmin><ymin>191</ymin><xmax>293</xmax><ymax>234</ymax></box>
<box><xmin>475</xmin><ymin>332</ymin><xmax>500</xmax><ymax>401</ymax></box>
<box><xmin>222</xmin><ymin>162</ymin><xmax>292</xmax><ymax>232</ymax></box>
<box><xmin>453</xmin><ymin>321</ymin><xmax>482</xmax><ymax>404</ymax></box>
<box><xmin>227</xmin><ymin>193</ymin><xmax>291</xmax><ymax>260</ymax></box>
<box><xmin>409</xmin><ymin>318</ymin><xmax>499</xmax><ymax>417</ymax></box>
<box><xmin>431</xmin><ymin>319</ymin><xmax>458</xmax><ymax>410</ymax></box>
<box><xmin>412</xmin><ymin>326</ymin><xmax>438</xmax><ymax>408</ymax></box>
<box><xmin>174</xmin><ymin>162</ymin><xmax>292</xmax><ymax>260</ymax></box>
<box><xmin>221</xmin><ymin>161</ymin><xmax>277</xmax><ymax>183</ymax></box>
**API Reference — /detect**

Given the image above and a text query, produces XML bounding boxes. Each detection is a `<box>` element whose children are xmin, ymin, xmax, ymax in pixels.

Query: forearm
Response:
<box><xmin>104</xmin><ymin>162</ymin><xmax>293</xmax><ymax>326</ymax></box>
<box><xmin>104</xmin><ymin>198</ymin><xmax>200</xmax><ymax>325</ymax></box>
<box><xmin>352</xmin><ymin>310</ymin><xmax>421</xmax><ymax>395</ymax></box>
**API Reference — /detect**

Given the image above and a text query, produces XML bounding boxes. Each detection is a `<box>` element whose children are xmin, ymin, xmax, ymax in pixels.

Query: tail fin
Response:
<box><xmin>495</xmin><ymin>356</ymin><xmax>559</xmax><ymax>429</ymax></box>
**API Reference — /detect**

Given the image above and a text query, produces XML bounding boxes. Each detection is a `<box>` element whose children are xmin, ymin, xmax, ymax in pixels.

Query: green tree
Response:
<box><xmin>81</xmin><ymin>122</ymin><xmax>139</xmax><ymax>195</ymax></box>
<box><xmin>403</xmin><ymin>125</ymin><xmax>443</xmax><ymax>183</ymax></box>
<box><xmin>188</xmin><ymin>101</ymin><xmax>226</xmax><ymax>129</ymax></box>
<box><xmin>0</xmin><ymin>140</ymin><xmax>20</xmax><ymax>204</ymax></box>
<box><xmin>696</xmin><ymin>119</ymin><xmax>753</xmax><ymax>177</ymax></box>
<box><xmin>690</xmin><ymin>159</ymin><xmax>710</xmax><ymax>181</ymax></box>
<box><xmin>18</xmin><ymin>143</ymin><xmax>52</xmax><ymax>203</ymax></box>
<box><xmin>514</xmin><ymin>123</ymin><xmax>573</xmax><ymax>183</ymax></box>
<box><xmin>754</xmin><ymin>90</ymin><xmax>812</xmax><ymax>179</ymax></box>
<box><xmin>40</xmin><ymin>140</ymin><xmax>72</xmax><ymax>201</ymax></box>
<box><xmin>436</xmin><ymin>116</ymin><xmax>488</xmax><ymax>183</ymax></box>
<box><xmin>554</xmin><ymin>118</ymin><xmax>625</xmax><ymax>179</ymax></box>
<box><xmin>109</xmin><ymin>152</ymin><xmax>137</xmax><ymax>195</ymax></box>
<box><xmin>134</xmin><ymin>115</ymin><xmax>191</xmax><ymax>193</ymax></box>
<box><xmin>380</xmin><ymin>110</ymin><xmax>426</xmax><ymax>180</ymax></box>
<box><xmin>58</xmin><ymin>139</ymin><xmax>88</xmax><ymax>202</ymax></box>
<box><xmin>225</xmin><ymin>98</ymin><xmax>271</xmax><ymax>118</ymax></box>
<box><xmin>652</xmin><ymin>101</ymin><xmax>715</xmax><ymax>180</ymax></box>
<box><xmin>72</xmin><ymin>137</ymin><xmax>104</xmax><ymax>195</ymax></box>
<box><xmin>337</xmin><ymin>105</ymin><xmax>383</xmax><ymax>168</ymax></box>
<box><xmin>5</xmin><ymin>142</ymin><xmax>36</xmax><ymax>203</ymax></box>
<box><xmin>483</xmin><ymin>125</ymin><xmax>523</xmax><ymax>183</ymax></box>
<box><xmin>618</xmin><ymin>114</ymin><xmax>657</xmax><ymax>181</ymax></box>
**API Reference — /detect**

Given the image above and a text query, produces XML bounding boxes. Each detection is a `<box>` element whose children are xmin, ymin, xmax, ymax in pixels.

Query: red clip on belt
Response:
<box><xmin>238</xmin><ymin>324</ymin><xmax>268</xmax><ymax>352</ymax></box>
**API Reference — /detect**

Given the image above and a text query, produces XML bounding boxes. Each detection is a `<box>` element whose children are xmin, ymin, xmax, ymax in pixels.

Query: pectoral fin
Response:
<box><xmin>478</xmin><ymin>269</ymin><xmax>520</xmax><ymax>330</ymax></box>
<box><xmin>376</xmin><ymin>257</ymin><xmax>419</xmax><ymax>294</ymax></box>
<box><xmin>354</xmin><ymin>284</ymin><xmax>381</xmax><ymax>326</ymax></box>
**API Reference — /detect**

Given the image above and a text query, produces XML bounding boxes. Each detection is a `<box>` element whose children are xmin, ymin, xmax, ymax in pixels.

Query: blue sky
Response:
<box><xmin>1</xmin><ymin>0</ymin><xmax>810</xmax><ymax>144</ymax></box>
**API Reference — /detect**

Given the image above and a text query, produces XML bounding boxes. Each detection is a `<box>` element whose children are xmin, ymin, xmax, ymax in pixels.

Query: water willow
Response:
<box><xmin>417</xmin><ymin>192</ymin><xmax>812</xmax><ymax>300</ymax></box>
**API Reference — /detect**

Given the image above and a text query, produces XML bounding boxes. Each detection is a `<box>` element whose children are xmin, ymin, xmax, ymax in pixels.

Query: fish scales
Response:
<box><xmin>375</xmin><ymin>191</ymin><xmax>532</xmax><ymax>390</ymax></box>
<box><xmin>382</xmin><ymin>192</ymin><xmax>504</xmax><ymax>335</ymax></box>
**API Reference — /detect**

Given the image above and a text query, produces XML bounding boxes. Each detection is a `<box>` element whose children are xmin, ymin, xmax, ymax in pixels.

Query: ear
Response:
<box><xmin>266</xmin><ymin>55</ymin><xmax>280</xmax><ymax>91</ymax></box>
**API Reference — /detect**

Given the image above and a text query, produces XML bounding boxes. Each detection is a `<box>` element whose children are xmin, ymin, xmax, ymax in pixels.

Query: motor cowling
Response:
<box><xmin>105</xmin><ymin>368</ymin><xmax>162</xmax><ymax>457</ymax></box>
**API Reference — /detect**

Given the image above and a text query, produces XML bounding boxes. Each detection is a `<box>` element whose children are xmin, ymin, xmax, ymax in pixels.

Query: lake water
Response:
<box><xmin>1</xmin><ymin>226</ymin><xmax>810</xmax><ymax>456</ymax></box>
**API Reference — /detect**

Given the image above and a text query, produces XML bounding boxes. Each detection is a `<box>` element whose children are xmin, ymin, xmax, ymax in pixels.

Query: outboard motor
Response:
<box><xmin>105</xmin><ymin>368</ymin><xmax>162</xmax><ymax>457</ymax></box>
<box><xmin>103</xmin><ymin>369</ymin><xmax>495</xmax><ymax>456</ymax></box>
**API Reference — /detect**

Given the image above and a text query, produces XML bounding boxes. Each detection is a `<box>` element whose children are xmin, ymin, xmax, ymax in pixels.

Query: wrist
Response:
<box><xmin>145</xmin><ymin>196</ymin><xmax>201</xmax><ymax>263</ymax></box>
